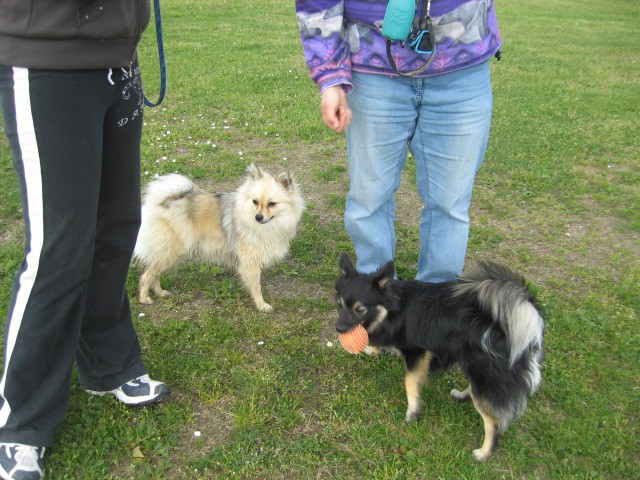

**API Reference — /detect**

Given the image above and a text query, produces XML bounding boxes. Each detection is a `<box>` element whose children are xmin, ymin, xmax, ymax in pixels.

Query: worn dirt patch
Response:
<box><xmin>164</xmin><ymin>392</ymin><xmax>236</xmax><ymax>480</ymax></box>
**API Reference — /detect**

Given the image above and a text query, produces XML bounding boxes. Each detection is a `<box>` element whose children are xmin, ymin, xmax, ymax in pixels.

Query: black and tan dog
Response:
<box><xmin>334</xmin><ymin>253</ymin><xmax>545</xmax><ymax>461</ymax></box>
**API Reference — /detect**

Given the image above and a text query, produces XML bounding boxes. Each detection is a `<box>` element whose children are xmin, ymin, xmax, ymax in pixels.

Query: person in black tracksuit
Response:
<box><xmin>0</xmin><ymin>2</ymin><xmax>170</xmax><ymax>478</ymax></box>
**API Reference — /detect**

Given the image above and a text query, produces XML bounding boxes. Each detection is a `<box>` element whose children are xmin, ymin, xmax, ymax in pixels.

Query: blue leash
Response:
<box><xmin>143</xmin><ymin>0</ymin><xmax>166</xmax><ymax>107</ymax></box>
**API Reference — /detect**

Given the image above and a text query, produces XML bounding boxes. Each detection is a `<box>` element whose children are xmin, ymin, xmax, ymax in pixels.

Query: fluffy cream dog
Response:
<box><xmin>134</xmin><ymin>163</ymin><xmax>304</xmax><ymax>311</ymax></box>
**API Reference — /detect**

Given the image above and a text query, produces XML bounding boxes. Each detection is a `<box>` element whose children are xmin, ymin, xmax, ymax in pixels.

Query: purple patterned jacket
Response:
<box><xmin>296</xmin><ymin>0</ymin><xmax>501</xmax><ymax>93</ymax></box>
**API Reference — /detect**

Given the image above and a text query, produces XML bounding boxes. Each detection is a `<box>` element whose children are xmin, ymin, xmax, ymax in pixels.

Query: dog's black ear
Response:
<box><xmin>276</xmin><ymin>171</ymin><xmax>293</xmax><ymax>190</ymax></box>
<box><xmin>372</xmin><ymin>260</ymin><xmax>395</xmax><ymax>289</ymax></box>
<box><xmin>339</xmin><ymin>252</ymin><xmax>356</xmax><ymax>276</ymax></box>
<box><xmin>246</xmin><ymin>163</ymin><xmax>263</xmax><ymax>180</ymax></box>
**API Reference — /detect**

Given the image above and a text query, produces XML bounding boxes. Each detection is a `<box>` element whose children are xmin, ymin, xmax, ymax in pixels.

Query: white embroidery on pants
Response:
<box><xmin>116</xmin><ymin>65</ymin><xmax>144</xmax><ymax>128</ymax></box>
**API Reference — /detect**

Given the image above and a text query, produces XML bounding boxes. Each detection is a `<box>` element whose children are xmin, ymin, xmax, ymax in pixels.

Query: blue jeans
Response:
<box><xmin>345</xmin><ymin>61</ymin><xmax>493</xmax><ymax>282</ymax></box>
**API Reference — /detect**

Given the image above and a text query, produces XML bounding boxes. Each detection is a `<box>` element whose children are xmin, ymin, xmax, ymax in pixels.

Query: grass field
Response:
<box><xmin>0</xmin><ymin>0</ymin><xmax>638</xmax><ymax>478</ymax></box>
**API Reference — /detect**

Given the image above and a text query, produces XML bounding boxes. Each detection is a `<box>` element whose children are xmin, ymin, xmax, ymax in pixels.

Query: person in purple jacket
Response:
<box><xmin>296</xmin><ymin>0</ymin><xmax>502</xmax><ymax>282</ymax></box>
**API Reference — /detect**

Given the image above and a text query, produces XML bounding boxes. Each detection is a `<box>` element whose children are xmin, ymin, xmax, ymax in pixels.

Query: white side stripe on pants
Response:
<box><xmin>0</xmin><ymin>67</ymin><xmax>45</xmax><ymax>427</ymax></box>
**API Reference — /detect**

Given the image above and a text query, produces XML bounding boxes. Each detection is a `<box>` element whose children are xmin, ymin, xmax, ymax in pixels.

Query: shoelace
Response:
<box><xmin>126</xmin><ymin>375</ymin><xmax>150</xmax><ymax>388</ymax></box>
<box><xmin>9</xmin><ymin>445</ymin><xmax>43</xmax><ymax>470</ymax></box>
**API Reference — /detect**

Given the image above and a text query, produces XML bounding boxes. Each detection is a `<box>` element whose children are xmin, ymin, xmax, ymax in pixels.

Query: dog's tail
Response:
<box><xmin>454</xmin><ymin>262</ymin><xmax>545</xmax><ymax>371</ymax></box>
<box><xmin>143</xmin><ymin>174</ymin><xmax>195</xmax><ymax>207</ymax></box>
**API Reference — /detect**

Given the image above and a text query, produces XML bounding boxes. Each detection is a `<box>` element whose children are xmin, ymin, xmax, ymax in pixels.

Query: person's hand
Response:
<box><xmin>320</xmin><ymin>85</ymin><xmax>352</xmax><ymax>133</ymax></box>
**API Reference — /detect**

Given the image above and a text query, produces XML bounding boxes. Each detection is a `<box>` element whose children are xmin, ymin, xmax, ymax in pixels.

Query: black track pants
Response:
<box><xmin>0</xmin><ymin>64</ymin><xmax>148</xmax><ymax>447</ymax></box>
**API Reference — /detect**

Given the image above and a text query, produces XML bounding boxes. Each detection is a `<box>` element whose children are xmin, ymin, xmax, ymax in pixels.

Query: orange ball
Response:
<box><xmin>338</xmin><ymin>324</ymin><xmax>369</xmax><ymax>354</ymax></box>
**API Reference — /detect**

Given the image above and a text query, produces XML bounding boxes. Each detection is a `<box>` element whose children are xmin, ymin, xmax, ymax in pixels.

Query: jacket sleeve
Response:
<box><xmin>295</xmin><ymin>1</ymin><xmax>353</xmax><ymax>94</ymax></box>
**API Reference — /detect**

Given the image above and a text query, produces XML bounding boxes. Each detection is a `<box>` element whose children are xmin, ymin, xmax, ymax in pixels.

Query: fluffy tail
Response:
<box><xmin>454</xmin><ymin>262</ymin><xmax>545</xmax><ymax>370</ymax></box>
<box><xmin>143</xmin><ymin>173</ymin><xmax>195</xmax><ymax>207</ymax></box>
<box><xmin>134</xmin><ymin>174</ymin><xmax>196</xmax><ymax>263</ymax></box>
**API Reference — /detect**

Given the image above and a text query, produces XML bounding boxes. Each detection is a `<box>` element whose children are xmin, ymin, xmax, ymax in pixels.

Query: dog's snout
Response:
<box><xmin>335</xmin><ymin>314</ymin><xmax>357</xmax><ymax>334</ymax></box>
<box><xmin>255</xmin><ymin>213</ymin><xmax>264</xmax><ymax>222</ymax></box>
<box><xmin>335</xmin><ymin>322</ymin><xmax>350</xmax><ymax>334</ymax></box>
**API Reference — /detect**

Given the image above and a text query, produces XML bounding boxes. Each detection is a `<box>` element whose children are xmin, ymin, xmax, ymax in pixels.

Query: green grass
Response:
<box><xmin>0</xmin><ymin>0</ymin><xmax>638</xmax><ymax>478</ymax></box>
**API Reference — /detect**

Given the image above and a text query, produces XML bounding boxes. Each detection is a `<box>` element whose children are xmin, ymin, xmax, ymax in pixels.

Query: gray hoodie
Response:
<box><xmin>0</xmin><ymin>0</ymin><xmax>150</xmax><ymax>70</ymax></box>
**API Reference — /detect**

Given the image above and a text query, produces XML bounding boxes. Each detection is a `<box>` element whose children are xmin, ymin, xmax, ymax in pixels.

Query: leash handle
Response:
<box><xmin>386</xmin><ymin>38</ymin><xmax>435</xmax><ymax>77</ymax></box>
<box><xmin>143</xmin><ymin>0</ymin><xmax>166</xmax><ymax>107</ymax></box>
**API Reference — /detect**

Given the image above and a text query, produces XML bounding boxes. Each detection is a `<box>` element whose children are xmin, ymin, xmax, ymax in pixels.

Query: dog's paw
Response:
<box><xmin>363</xmin><ymin>345</ymin><xmax>403</xmax><ymax>357</ymax></box>
<box><xmin>156</xmin><ymin>289</ymin><xmax>172</xmax><ymax>298</ymax></box>
<box><xmin>450</xmin><ymin>388</ymin><xmax>471</xmax><ymax>402</ymax></box>
<box><xmin>472</xmin><ymin>448</ymin><xmax>491</xmax><ymax>462</ymax></box>
<box><xmin>139</xmin><ymin>296</ymin><xmax>153</xmax><ymax>305</ymax></box>
<box><xmin>405</xmin><ymin>409</ymin><xmax>420</xmax><ymax>423</ymax></box>
<box><xmin>363</xmin><ymin>345</ymin><xmax>381</xmax><ymax>356</ymax></box>
<box><xmin>257</xmin><ymin>302</ymin><xmax>273</xmax><ymax>313</ymax></box>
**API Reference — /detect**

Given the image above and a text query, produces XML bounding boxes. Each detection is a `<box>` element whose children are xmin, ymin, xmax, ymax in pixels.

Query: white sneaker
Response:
<box><xmin>85</xmin><ymin>374</ymin><xmax>171</xmax><ymax>406</ymax></box>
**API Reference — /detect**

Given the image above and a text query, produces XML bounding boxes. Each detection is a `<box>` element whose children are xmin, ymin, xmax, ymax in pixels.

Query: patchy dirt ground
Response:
<box><xmin>2</xmin><ymin>133</ymin><xmax>636</xmax><ymax>476</ymax></box>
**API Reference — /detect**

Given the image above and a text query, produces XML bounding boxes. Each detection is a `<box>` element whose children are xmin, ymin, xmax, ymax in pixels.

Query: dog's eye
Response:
<box><xmin>252</xmin><ymin>199</ymin><xmax>258</xmax><ymax>206</ymax></box>
<box><xmin>268</xmin><ymin>201</ymin><xmax>277</xmax><ymax>208</ymax></box>
<box><xmin>355</xmin><ymin>305</ymin><xmax>367</xmax><ymax>315</ymax></box>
